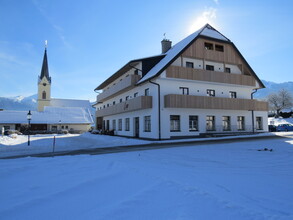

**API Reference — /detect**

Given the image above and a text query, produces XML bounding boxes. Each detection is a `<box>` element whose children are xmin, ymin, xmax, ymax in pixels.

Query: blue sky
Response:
<box><xmin>0</xmin><ymin>0</ymin><xmax>292</xmax><ymax>101</ymax></box>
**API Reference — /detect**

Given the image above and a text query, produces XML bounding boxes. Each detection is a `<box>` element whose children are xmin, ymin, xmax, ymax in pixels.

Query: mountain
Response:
<box><xmin>0</xmin><ymin>80</ymin><xmax>292</xmax><ymax>110</ymax></box>
<box><xmin>0</xmin><ymin>94</ymin><xmax>37</xmax><ymax>111</ymax></box>
<box><xmin>255</xmin><ymin>80</ymin><xmax>293</xmax><ymax>100</ymax></box>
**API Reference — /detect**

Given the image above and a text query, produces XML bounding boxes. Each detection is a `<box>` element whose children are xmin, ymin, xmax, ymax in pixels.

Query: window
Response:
<box><xmin>204</xmin><ymin>42</ymin><xmax>213</xmax><ymax>50</ymax></box>
<box><xmin>186</xmin><ymin>62</ymin><xmax>194</xmax><ymax>68</ymax></box>
<box><xmin>222</xmin><ymin>116</ymin><xmax>231</xmax><ymax>131</ymax></box>
<box><xmin>170</xmin><ymin>115</ymin><xmax>180</xmax><ymax>132</ymax></box>
<box><xmin>103</xmin><ymin>105</ymin><xmax>105</xmax><ymax>109</ymax></box>
<box><xmin>215</xmin><ymin>44</ymin><xmax>224</xmax><ymax>52</ymax></box>
<box><xmin>112</xmin><ymin>120</ymin><xmax>116</xmax><ymax>130</ymax></box>
<box><xmin>225</xmin><ymin>67</ymin><xmax>231</xmax><ymax>73</ymax></box>
<box><xmin>134</xmin><ymin>92</ymin><xmax>138</xmax><ymax>97</ymax></box>
<box><xmin>113</xmin><ymin>101</ymin><xmax>116</xmax><ymax>105</ymax></box>
<box><xmin>126</xmin><ymin>96</ymin><xmax>129</xmax><ymax>101</ymax></box>
<box><xmin>42</xmin><ymin>91</ymin><xmax>46</xmax><ymax>99</ymax></box>
<box><xmin>256</xmin><ymin>117</ymin><xmax>263</xmax><ymax>130</ymax></box>
<box><xmin>144</xmin><ymin>116</ymin><xmax>151</xmax><ymax>132</ymax></box>
<box><xmin>61</xmin><ymin>126</ymin><xmax>64</xmax><ymax>129</ymax></box>
<box><xmin>229</xmin><ymin>91</ymin><xmax>237</xmax><ymax>98</ymax></box>
<box><xmin>206</xmin><ymin>65</ymin><xmax>214</xmax><ymax>71</ymax></box>
<box><xmin>237</xmin><ymin>116</ymin><xmax>245</xmax><ymax>130</ymax></box>
<box><xmin>145</xmin><ymin>88</ymin><xmax>150</xmax><ymax>96</ymax></box>
<box><xmin>120</xmin><ymin>98</ymin><xmax>123</xmax><ymax>103</ymax></box>
<box><xmin>207</xmin><ymin>89</ymin><xmax>215</xmax><ymax>97</ymax></box>
<box><xmin>125</xmin><ymin>118</ymin><xmax>130</xmax><ymax>131</ymax></box>
<box><xmin>180</xmin><ymin>87</ymin><xmax>189</xmax><ymax>95</ymax></box>
<box><xmin>189</xmin><ymin>116</ymin><xmax>198</xmax><ymax>131</ymax></box>
<box><xmin>107</xmin><ymin>104</ymin><xmax>109</xmax><ymax>107</ymax></box>
<box><xmin>3</xmin><ymin>126</ymin><xmax>10</xmax><ymax>130</ymax></box>
<box><xmin>118</xmin><ymin>119</ymin><xmax>122</xmax><ymax>131</ymax></box>
<box><xmin>65</xmin><ymin>126</ymin><xmax>68</xmax><ymax>129</ymax></box>
<box><xmin>206</xmin><ymin>116</ymin><xmax>215</xmax><ymax>131</ymax></box>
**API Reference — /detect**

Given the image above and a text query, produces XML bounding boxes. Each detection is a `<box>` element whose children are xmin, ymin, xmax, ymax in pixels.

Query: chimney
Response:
<box><xmin>161</xmin><ymin>39</ymin><xmax>172</xmax><ymax>53</ymax></box>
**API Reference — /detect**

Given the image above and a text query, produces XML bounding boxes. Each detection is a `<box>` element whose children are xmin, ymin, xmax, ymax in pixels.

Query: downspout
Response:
<box><xmin>251</xmin><ymin>89</ymin><xmax>258</xmax><ymax>134</ymax></box>
<box><xmin>149</xmin><ymin>80</ymin><xmax>161</xmax><ymax>140</ymax></box>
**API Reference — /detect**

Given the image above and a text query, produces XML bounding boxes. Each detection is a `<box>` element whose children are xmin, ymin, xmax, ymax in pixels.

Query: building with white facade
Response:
<box><xmin>93</xmin><ymin>24</ymin><xmax>268</xmax><ymax>140</ymax></box>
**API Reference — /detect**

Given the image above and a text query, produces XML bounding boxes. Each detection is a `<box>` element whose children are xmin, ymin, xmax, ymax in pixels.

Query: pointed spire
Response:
<box><xmin>40</xmin><ymin>41</ymin><xmax>51</xmax><ymax>83</ymax></box>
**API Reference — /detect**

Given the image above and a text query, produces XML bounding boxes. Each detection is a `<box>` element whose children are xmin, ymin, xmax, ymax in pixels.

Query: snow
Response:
<box><xmin>268</xmin><ymin>117</ymin><xmax>293</xmax><ymax>125</ymax></box>
<box><xmin>0</xmin><ymin>133</ymin><xmax>292</xmax><ymax>219</ymax></box>
<box><xmin>0</xmin><ymin>107</ymin><xmax>93</xmax><ymax>124</ymax></box>
<box><xmin>50</xmin><ymin>98</ymin><xmax>92</xmax><ymax>109</ymax></box>
<box><xmin>200</xmin><ymin>26</ymin><xmax>229</xmax><ymax>41</ymax></box>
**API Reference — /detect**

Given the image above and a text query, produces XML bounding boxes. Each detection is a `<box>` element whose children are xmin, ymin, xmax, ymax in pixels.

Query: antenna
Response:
<box><xmin>163</xmin><ymin>33</ymin><xmax>166</xmax><ymax>40</ymax></box>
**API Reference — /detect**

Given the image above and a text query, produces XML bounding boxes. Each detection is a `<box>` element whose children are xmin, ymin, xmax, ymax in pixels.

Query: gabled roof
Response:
<box><xmin>137</xmin><ymin>24</ymin><xmax>264</xmax><ymax>88</ymax></box>
<box><xmin>39</xmin><ymin>48</ymin><xmax>51</xmax><ymax>83</ymax></box>
<box><xmin>50</xmin><ymin>98</ymin><xmax>92</xmax><ymax>109</ymax></box>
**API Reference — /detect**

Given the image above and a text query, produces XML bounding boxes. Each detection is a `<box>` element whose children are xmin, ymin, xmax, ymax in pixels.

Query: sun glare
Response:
<box><xmin>188</xmin><ymin>8</ymin><xmax>217</xmax><ymax>34</ymax></box>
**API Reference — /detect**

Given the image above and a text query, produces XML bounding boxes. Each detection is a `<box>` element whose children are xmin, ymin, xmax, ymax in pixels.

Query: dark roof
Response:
<box><xmin>39</xmin><ymin>48</ymin><xmax>51</xmax><ymax>83</ymax></box>
<box><xmin>94</xmin><ymin>55</ymin><xmax>165</xmax><ymax>91</ymax></box>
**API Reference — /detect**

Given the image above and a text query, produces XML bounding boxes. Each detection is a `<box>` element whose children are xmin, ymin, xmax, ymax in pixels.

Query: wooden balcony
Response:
<box><xmin>164</xmin><ymin>94</ymin><xmax>268</xmax><ymax>111</ymax></box>
<box><xmin>96</xmin><ymin>96</ymin><xmax>152</xmax><ymax>117</ymax></box>
<box><xmin>96</xmin><ymin>74</ymin><xmax>141</xmax><ymax>102</ymax></box>
<box><xmin>166</xmin><ymin>66</ymin><xmax>256</xmax><ymax>87</ymax></box>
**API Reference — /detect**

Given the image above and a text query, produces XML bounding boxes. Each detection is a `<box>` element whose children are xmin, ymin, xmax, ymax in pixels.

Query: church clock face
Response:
<box><xmin>43</xmin><ymin>83</ymin><xmax>47</xmax><ymax>86</ymax></box>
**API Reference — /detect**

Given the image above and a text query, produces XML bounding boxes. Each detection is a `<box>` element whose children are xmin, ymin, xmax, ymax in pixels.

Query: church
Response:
<box><xmin>0</xmin><ymin>45</ymin><xmax>94</xmax><ymax>133</ymax></box>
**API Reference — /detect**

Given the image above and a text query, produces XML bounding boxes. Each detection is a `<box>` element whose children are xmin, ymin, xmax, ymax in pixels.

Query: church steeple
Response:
<box><xmin>39</xmin><ymin>44</ymin><xmax>51</xmax><ymax>83</ymax></box>
<box><xmin>37</xmin><ymin>41</ymin><xmax>52</xmax><ymax>111</ymax></box>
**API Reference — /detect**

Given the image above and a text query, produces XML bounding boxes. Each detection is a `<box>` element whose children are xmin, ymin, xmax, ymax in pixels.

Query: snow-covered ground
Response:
<box><xmin>0</xmin><ymin>133</ymin><xmax>293</xmax><ymax>219</ymax></box>
<box><xmin>0</xmin><ymin>132</ymin><xmax>283</xmax><ymax>158</ymax></box>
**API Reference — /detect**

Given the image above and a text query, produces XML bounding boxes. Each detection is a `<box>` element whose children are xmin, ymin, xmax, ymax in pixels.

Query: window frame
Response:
<box><xmin>118</xmin><ymin>119</ymin><xmax>122</xmax><ymax>131</ymax></box>
<box><xmin>237</xmin><ymin>116</ymin><xmax>245</xmax><ymax>131</ymax></box>
<box><xmin>180</xmin><ymin>87</ymin><xmax>189</xmax><ymax>95</ymax></box>
<box><xmin>215</xmin><ymin>44</ymin><xmax>224</xmax><ymax>52</ymax></box>
<box><xmin>229</xmin><ymin>91</ymin><xmax>237</xmax><ymax>98</ymax></box>
<box><xmin>207</xmin><ymin>89</ymin><xmax>215</xmax><ymax>97</ymax></box>
<box><xmin>204</xmin><ymin>42</ymin><xmax>213</xmax><ymax>50</ymax></box>
<box><xmin>186</xmin><ymin>61</ymin><xmax>194</xmax><ymax>68</ymax></box>
<box><xmin>189</xmin><ymin>115</ymin><xmax>199</xmax><ymax>131</ymax></box>
<box><xmin>222</xmin><ymin>116</ymin><xmax>231</xmax><ymax>131</ymax></box>
<box><xmin>256</xmin><ymin>117</ymin><xmax>263</xmax><ymax>130</ymax></box>
<box><xmin>206</xmin><ymin>115</ymin><xmax>216</xmax><ymax>131</ymax></box>
<box><xmin>206</xmin><ymin>65</ymin><xmax>214</xmax><ymax>71</ymax></box>
<box><xmin>170</xmin><ymin>115</ymin><xmax>181</xmax><ymax>132</ymax></box>
<box><xmin>144</xmin><ymin>116</ymin><xmax>151</xmax><ymax>132</ymax></box>
<box><xmin>125</xmin><ymin>118</ymin><xmax>130</xmax><ymax>131</ymax></box>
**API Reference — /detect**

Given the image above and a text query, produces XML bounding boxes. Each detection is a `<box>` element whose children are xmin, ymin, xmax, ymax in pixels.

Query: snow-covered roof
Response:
<box><xmin>137</xmin><ymin>24</ymin><xmax>230</xmax><ymax>84</ymax></box>
<box><xmin>50</xmin><ymin>98</ymin><xmax>91</xmax><ymax>109</ymax></box>
<box><xmin>0</xmin><ymin>107</ymin><xmax>94</xmax><ymax>124</ymax></box>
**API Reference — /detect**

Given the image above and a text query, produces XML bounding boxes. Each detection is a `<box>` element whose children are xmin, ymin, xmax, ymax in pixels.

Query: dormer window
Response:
<box><xmin>204</xmin><ymin>42</ymin><xmax>213</xmax><ymax>50</ymax></box>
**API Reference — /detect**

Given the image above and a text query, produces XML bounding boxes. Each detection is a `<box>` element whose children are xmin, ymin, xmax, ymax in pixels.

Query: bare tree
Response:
<box><xmin>267</xmin><ymin>89</ymin><xmax>293</xmax><ymax>117</ymax></box>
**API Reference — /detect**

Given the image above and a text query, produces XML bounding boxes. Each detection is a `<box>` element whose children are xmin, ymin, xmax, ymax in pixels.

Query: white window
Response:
<box><xmin>118</xmin><ymin>119</ymin><xmax>122</xmax><ymax>131</ymax></box>
<box><xmin>222</xmin><ymin>116</ymin><xmax>231</xmax><ymax>131</ymax></box>
<box><xmin>170</xmin><ymin>115</ymin><xmax>180</xmax><ymax>132</ymax></box>
<box><xmin>144</xmin><ymin>116</ymin><xmax>151</xmax><ymax>132</ymax></box>
<box><xmin>206</xmin><ymin>116</ymin><xmax>215</xmax><ymax>131</ymax></box>
<box><xmin>189</xmin><ymin>116</ymin><xmax>198</xmax><ymax>131</ymax></box>
<box><xmin>207</xmin><ymin>89</ymin><xmax>215</xmax><ymax>97</ymax></box>
<box><xmin>229</xmin><ymin>91</ymin><xmax>237</xmax><ymax>98</ymax></box>
<box><xmin>180</xmin><ymin>87</ymin><xmax>189</xmax><ymax>95</ymax></box>
<box><xmin>125</xmin><ymin>118</ymin><xmax>130</xmax><ymax>131</ymax></box>
<box><xmin>237</xmin><ymin>116</ymin><xmax>245</xmax><ymax>130</ymax></box>
<box><xmin>256</xmin><ymin>117</ymin><xmax>263</xmax><ymax>130</ymax></box>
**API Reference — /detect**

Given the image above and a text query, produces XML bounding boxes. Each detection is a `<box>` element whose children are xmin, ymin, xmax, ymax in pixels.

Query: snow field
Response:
<box><xmin>0</xmin><ymin>133</ymin><xmax>293</xmax><ymax>219</ymax></box>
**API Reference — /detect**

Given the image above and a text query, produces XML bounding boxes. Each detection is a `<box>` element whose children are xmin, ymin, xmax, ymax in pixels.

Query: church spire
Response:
<box><xmin>40</xmin><ymin>41</ymin><xmax>51</xmax><ymax>83</ymax></box>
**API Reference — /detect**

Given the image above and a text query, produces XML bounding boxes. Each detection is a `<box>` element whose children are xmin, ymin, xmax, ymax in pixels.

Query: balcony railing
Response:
<box><xmin>96</xmin><ymin>96</ymin><xmax>152</xmax><ymax>117</ymax></box>
<box><xmin>166</xmin><ymin>66</ymin><xmax>256</xmax><ymax>87</ymax></box>
<box><xmin>164</xmin><ymin>94</ymin><xmax>268</xmax><ymax>111</ymax></box>
<box><xmin>96</xmin><ymin>74</ymin><xmax>141</xmax><ymax>103</ymax></box>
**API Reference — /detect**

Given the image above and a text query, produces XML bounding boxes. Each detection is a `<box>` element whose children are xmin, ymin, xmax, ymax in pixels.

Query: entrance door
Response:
<box><xmin>134</xmin><ymin>117</ymin><xmax>139</xmax><ymax>138</ymax></box>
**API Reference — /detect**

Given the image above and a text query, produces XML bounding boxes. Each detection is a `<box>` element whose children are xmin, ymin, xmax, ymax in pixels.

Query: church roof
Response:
<box><xmin>39</xmin><ymin>48</ymin><xmax>51</xmax><ymax>83</ymax></box>
<box><xmin>50</xmin><ymin>98</ymin><xmax>92</xmax><ymax>109</ymax></box>
<box><xmin>0</xmin><ymin>107</ymin><xmax>94</xmax><ymax>124</ymax></box>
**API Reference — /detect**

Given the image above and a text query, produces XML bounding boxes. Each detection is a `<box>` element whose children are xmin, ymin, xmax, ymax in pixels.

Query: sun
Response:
<box><xmin>188</xmin><ymin>8</ymin><xmax>217</xmax><ymax>34</ymax></box>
